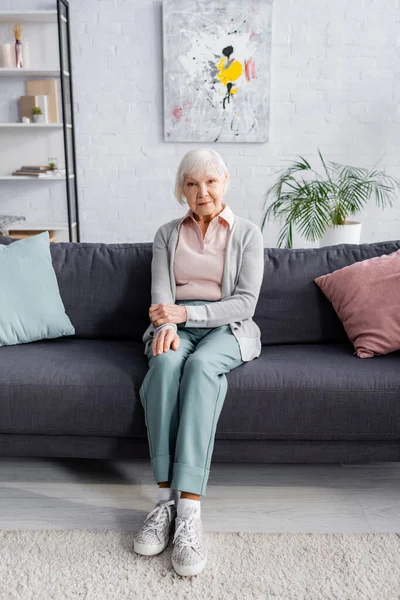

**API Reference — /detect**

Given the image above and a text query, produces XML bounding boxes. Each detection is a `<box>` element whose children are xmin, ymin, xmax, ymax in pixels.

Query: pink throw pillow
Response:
<box><xmin>314</xmin><ymin>249</ymin><xmax>400</xmax><ymax>358</ymax></box>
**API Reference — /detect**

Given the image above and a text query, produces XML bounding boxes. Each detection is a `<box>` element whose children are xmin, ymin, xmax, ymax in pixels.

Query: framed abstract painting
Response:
<box><xmin>162</xmin><ymin>0</ymin><xmax>273</xmax><ymax>143</ymax></box>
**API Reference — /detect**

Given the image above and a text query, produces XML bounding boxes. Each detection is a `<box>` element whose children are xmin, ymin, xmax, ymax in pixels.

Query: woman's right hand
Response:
<box><xmin>152</xmin><ymin>327</ymin><xmax>180</xmax><ymax>356</ymax></box>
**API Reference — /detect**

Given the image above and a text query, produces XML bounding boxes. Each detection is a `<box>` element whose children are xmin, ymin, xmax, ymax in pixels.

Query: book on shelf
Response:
<box><xmin>25</xmin><ymin>80</ymin><xmax>59</xmax><ymax>123</ymax></box>
<box><xmin>20</xmin><ymin>166</ymin><xmax>51</xmax><ymax>171</ymax></box>
<box><xmin>19</xmin><ymin>95</ymin><xmax>49</xmax><ymax>123</ymax></box>
<box><xmin>12</xmin><ymin>171</ymin><xmax>42</xmax><ymax>177</ymax></box>
<box><xmin>12</xmin><ymin>164</ymin><xmax>67</xmax><ymax>177</ymax></box>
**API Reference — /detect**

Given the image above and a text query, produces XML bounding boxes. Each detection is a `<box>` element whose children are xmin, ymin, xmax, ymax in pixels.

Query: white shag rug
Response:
<box><xmin>1</xmin><ymin>530</ymin><xmax>399</xmax><ymax>599</ymax></box>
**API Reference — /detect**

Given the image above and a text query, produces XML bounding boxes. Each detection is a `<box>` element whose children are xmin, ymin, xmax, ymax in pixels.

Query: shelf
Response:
<box><xmin>0</xmin><ymin>6</ymin><xmax>79</xmax><ymax>242</ymax></box>
<box><xmin>7</xmin><ymin>222</ymin><xmax>77</xmax><ymax>231</ymax></box>
<box><xmin>0</xmin><ymin>68</ymin><xmax>69</xmax><ymax>77</ymax></box>
<box><xmin>0</xmin><ymin>123</ymin><xmax>72</xmax><ymax>128</ymax></box>
<box><xmin>0</xmin><ymin>11</ymin><xmax>58</xmax><ymax>23</ymax></box>
<box><xmin>0</xmin><ymin>175</ymin><xmax>75</xmax><ymax>180</ymax></box>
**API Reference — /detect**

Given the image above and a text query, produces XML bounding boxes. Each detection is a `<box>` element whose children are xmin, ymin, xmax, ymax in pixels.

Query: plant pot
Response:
<box><xmin>32</xmin><ymin>114</ymin><xmax>44</xmax><ymax>123</ymax></box>
<box><xmin>319</xmin><ymin>221</ymin><xmax>362</xmax><ymax>247</ymax></box>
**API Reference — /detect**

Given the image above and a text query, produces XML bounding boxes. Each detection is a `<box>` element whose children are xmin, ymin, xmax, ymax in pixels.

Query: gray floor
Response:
<box><xmin>0</xmin><ymin>458</ymin><xmax>399</xmax><ymax>533</ymax></box>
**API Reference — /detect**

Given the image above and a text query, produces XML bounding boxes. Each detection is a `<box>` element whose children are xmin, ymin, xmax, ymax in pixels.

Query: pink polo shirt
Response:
<box><xmin>174</xmin><ymin>203</ymin><xmax>235</xmax><ymax>301</ymax></box>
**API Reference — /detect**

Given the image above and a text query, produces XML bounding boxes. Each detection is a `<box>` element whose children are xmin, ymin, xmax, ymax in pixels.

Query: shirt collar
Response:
<box><xmin>178</xmin><ymin>203</ymin><xmax>235</xmax><ymax>231</ymax></box>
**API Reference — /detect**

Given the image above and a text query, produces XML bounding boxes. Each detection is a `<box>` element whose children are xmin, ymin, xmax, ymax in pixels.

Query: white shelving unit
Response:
<box><xmin>0</xmin><ymin>3</ymin><xmax>80</xmax><ymax>242</ymax></box>
<box><xmin>0</xmin><ymin>123</ymin><xmax>71</xmax><ymax>128</ymax></box>
<box><xmin>3</xmin><ymin>222</ymin><xmax>77</xmax><ymax>242</ymax></box>
<box><xmin>0</xmin><ymin>10</ymin><xmax>58</xmax><ymax>23</ymax></box>
<box><xmin>0</xmin><ymin>175</ymin><xmax>74</xmax><ymax>180</ymax></box>
<box><xmin>0</xmin><ymin>68</ymin><xmax>67</xmax><ymax>76</ymax></box>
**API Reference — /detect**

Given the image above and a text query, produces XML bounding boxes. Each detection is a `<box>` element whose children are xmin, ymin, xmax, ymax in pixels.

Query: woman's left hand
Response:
<box><xmin>149</xmin><ymin>303</ymin><xmax>187</xmax><ymax>327</ymax></box>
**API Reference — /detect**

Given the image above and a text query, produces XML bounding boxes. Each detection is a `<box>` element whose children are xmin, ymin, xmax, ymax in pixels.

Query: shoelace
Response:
<box><xmin>173</xmin><ymin>509</ymin><xmax>203</xmax><ymax>557</ymax></box>
<box><xmin>140</xmin><ymin>500</ymin><xmax>176</xmax><ymax>538</ymax></box>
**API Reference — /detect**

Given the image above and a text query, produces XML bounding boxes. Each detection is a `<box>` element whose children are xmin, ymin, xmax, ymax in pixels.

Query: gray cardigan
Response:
<box><xmin>142</xmin><ymin>209</ymin><xmax>265</xmax><ymax>361</ymax></box>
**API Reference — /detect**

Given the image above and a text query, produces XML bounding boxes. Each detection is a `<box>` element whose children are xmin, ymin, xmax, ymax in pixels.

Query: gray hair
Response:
<box><xmin>175</xmin><ymin>149</ymin><xmax>230</xmax><ymax>205</ymax></box>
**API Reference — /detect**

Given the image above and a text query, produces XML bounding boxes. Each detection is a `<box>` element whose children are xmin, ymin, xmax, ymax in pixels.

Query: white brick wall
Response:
<box><xmin>1</xmin><ymin>0</ymin><xmax>400</xmax><ymax>246</ymax></box>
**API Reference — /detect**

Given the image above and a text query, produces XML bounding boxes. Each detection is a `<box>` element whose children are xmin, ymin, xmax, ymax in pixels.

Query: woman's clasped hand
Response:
<box><xmin>149</xmin><ymin>303</ymin><xmax>187</xmax><ymax>357</ymax></box>
<box><xmin>152</xmin><ymin>326</ymin><xmax>180</xmax><ymax>356</ymax></box>
<box><xmin>149</xmin><ymin>303</ymin><xmax>187</xmax><ymax>327</ymax></box>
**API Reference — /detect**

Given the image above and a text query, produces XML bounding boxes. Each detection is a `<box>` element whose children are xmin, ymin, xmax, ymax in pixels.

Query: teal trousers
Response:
<box><xmin>139</xmin><ymin>299</ymin><xmax>245</xmax><ymax>497</ymax></box>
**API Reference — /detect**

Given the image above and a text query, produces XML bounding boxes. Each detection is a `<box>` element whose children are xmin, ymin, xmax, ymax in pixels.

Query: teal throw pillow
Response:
<box><xmin>0</xmin><ymin>231</ymin><xmax>75</xmax><ymax>346</ymax></box>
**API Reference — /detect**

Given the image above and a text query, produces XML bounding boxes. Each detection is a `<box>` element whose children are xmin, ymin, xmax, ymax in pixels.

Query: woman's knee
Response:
<box><xmin>149</xmin><ymin>347</ymin><xmax>184</xmax><ymax>369</ymax></box>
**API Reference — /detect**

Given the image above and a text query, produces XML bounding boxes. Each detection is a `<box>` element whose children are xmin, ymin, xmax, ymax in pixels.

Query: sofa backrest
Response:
<box><xmin>0</xmin><ymin>236</ymin><xmax>150</xmax><ymax>341</ymax></box>
<box><xmin>257</xmin><ymin>239</ymin><xmax>400</xmax><ymax>345</ymax></box>
<box><xmin>50</xmin><ymin>241</ymin><xmax>153</xmax><ymax>341</ymax></box>
<box><xmin>1</xmin><ymin>235</ymin><xmax>399</xmax><ymax>345</ymax></box>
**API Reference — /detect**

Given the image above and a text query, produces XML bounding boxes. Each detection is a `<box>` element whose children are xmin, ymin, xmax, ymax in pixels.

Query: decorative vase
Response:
<box><xmin>15</xmin><ymin>39</ymin><xmax>23</xmax><ymax>68</ymax></box>
<box><xmin>32</xmin><ymin>114</ymin><xmax>44</xmax><ymax>123</ymax></box>
<box><xmin>0</xmin><ymin>43</ymin><xmax>15</xmax><ymax>67</ymax></box>
<box><xmin>319</xmin><ymin>221</ymin><xmax>362</xmax><ymax>247</ymax></box>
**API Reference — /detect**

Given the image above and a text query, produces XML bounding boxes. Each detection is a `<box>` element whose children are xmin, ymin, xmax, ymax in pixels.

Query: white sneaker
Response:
<box><xmin>171</xmin><ymin>506</ymin><xmax>207</xmax><ymax>576</ymax></box>
<box><xmin>133</xmin><ymin>499</ymin><xmax>177</xmax><ymax>556</ymax></box>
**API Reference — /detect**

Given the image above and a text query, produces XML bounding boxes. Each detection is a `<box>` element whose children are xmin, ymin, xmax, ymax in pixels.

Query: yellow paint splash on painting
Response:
<box><xmin>216</xmin><ymin>57</ymin><xmax>243</xmax><ymax>86</ymax></box>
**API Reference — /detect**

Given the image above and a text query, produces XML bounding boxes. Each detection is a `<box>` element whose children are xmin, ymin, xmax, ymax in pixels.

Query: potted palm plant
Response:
<box><xmin>261</xmin><ymin>150</ymin><xmax>400</xmax><ymax>248</ymax></box>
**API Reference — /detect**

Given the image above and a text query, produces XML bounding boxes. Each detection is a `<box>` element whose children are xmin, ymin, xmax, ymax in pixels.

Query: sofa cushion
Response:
<box><xmin>0</xmin><ymin>232</ymin><xmax>75</xmax><ymax>346</ymax></box>
<box><xmin>314</xmin><ymin>249</ymin><xmax>400</xmax><ymax>358</ymax></box>
<box><xmin>218</xmin><ymin>342</ymin><xmax>400</xmax><ymax>440</ymax></box>
<box><xmin>0</xmin><ymin>338</ymin><xmax>145</xmax><ymax>437</ymax></box>
<box><xmin>0</xmin><ymin>339</ymin><xmax>399</xmax><ymax>440</ymax></box>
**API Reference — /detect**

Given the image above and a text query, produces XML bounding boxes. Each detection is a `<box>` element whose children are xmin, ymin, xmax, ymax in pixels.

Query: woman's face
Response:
<box><xmin>183</xmin><ymin>171</ymin><xmax>227</xmax><ymax>221</ymax></box>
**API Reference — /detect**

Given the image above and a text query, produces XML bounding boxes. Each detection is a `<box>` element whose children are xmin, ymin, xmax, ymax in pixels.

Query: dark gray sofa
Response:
<box><xmin>0</xmin><ymin>234</ymin><xmax>399</xmax><ymax>464</ymax></box>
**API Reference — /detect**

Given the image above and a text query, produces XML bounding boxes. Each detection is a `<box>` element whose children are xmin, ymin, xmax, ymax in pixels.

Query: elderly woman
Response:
<box><xmin>134</xmin><ymin>149</ymin><xmax>264</xmax><ymax>577</ymax></box>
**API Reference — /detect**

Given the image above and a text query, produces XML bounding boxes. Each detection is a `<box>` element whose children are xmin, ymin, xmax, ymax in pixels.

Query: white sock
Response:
<box><xmin>157</xmin><ymin>486</ymin><xmax>180</xmax><ymax>507</ymax></box>
<box><xmin>177</xmin><ymin>497</ymin><xmax>201</xmax><ymax>519</ymax></box>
